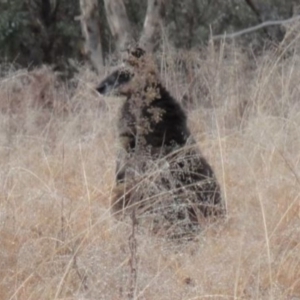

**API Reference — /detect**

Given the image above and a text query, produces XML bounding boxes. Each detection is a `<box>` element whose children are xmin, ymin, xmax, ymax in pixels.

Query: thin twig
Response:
<box><xmin>128</xmin><ymin>209</ymin><xmax>138</xmax><ymax>300</ymax></box>
<box><xmin>212</xmin><ymin>15</ymin><xmax>300</xmax><ymax>40</ymax></box>
<box><xmin>73</xmin><ymin>253</ymin><xmax>89</xmax><ymax>291</ymax></box>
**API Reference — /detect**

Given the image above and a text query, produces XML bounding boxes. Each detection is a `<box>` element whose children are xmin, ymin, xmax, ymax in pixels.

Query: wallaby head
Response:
<box><xmin>96</xmin><ymin>46</ymin><xmax>157</xmax><ymax>97</ymax></box>
<box><xmin>96</xmin><ymin>68</ymin><xmax>133</xmax><ymax>96</ymax></box>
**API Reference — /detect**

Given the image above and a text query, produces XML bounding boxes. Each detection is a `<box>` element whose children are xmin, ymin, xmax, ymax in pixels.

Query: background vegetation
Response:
<box><xmin>0</xmin><ymin>0</ymin><xmax>298</xmax><ymax>70</ymax></box>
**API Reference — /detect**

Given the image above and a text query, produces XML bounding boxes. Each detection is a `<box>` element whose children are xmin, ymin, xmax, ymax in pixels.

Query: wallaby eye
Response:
<box><xmin>118</xmin><ymin>71</ymin><xmax>133</xmax><ymax>84</ymax></box>
<box><xmin>97</xmin><ymin>83</ymin><xmax>107</xmax><ymax>94</ymax></box>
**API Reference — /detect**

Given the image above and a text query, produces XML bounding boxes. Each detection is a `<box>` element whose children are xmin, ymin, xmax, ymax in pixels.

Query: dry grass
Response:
<box><xmin>1</xmin><ymin>39</ymin><xmax>300</xmax><ymax>300</ymax></box>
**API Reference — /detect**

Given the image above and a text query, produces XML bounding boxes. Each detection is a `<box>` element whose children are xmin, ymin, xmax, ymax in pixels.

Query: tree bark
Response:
<box><xmin>79</xmin><ymin>0</ymin><xmax>103</xmax><ymax>73</ymax></box>
<box><xmin>139</xmin><ymin>0</ymin><xmax>166</xmax><ymax>52</ymax></box>
<box><xmin>103</xmin><ymin>0</ymin><xmax>133</xmax><ymax>51</ymax></box>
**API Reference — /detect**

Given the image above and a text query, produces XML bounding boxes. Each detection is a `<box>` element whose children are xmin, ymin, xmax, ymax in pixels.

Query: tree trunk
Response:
<box><xmin>26</xmin><ymin>0</ymin><xmax>60</xmax><ymax>65</ymax></box>
<box><xmin>103</xmin><ymin>0</ymin><xmax>133</xmax><ymax>51</ymax></box>
<box><xmin>139</xmin><ymin>0</ymin><xmax>166</xmax><ymax>52</ymax></box>
<box><xmin>79</xmin><ymin>0</ymin><xmax>103</xmax><ymax>73</ymax></box>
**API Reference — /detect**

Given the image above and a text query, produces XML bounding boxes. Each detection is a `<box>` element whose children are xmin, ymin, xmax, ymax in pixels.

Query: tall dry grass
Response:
<box><xmin>1</xmin><ymin>37</ymin><xmax>300</xmax><ymax>300</ymax></box>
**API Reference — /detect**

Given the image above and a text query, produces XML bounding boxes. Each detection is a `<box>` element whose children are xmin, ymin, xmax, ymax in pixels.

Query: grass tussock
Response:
<box><xmin>1</xmin><ymin>39</ymin><xmax>300</xmax><ymax>299</ymax></box>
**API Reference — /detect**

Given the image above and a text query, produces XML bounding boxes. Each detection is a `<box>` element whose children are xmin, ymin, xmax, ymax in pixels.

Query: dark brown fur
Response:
<box><xmin>97</xmin><ymin>47</ymin><xmax>225</xmax><ymax>238</ymax></box>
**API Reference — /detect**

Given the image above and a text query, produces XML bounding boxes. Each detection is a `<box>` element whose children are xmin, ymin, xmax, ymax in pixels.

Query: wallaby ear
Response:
<box><xmin>130</xmin><ymin>47</ymin><xmax>145</xmax><ymax>58</ymax></box>
<box><xmin>126</xmin><ymin>44</ymin><xmax>146</xmax><ymax>58</ymax></box>
<box><xmin>124</xmin><ymin>46</ymin><xmax>146</xmax><ymax>67</ymax></box>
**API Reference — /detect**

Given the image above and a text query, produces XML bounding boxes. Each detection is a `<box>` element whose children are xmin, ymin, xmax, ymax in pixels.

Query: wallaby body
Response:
<box><xmin>97</xmin><ymin>48</ymin><xmax>225</xmax><ymax>238</ymax></box>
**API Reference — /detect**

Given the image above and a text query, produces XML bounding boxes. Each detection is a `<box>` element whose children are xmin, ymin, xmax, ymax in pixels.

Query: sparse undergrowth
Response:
<box><xmin>1</xmin><ymin>41</ymin><xmax>300</xmax><ymax>299</ymax></box>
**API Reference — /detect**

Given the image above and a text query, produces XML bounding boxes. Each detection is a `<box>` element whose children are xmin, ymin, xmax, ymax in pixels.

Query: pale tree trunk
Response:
<box><xmin>103</xmin><ymin>0</ymin><xmax>133</xmax><ymax>51</ymax></box>
<box><xmin>79</xmin><ymin>0</ymin><xmax>103</xmax><ymax>73</ymax></box>
<box><xmin>139</xmin><ymin>0</ymin><xmax>166</xmax><ymax>52</ymax></box>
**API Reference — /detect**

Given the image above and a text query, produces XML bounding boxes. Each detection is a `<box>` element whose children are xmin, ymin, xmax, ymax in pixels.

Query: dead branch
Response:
<box><xmin>243</xmin><ymin>0</ymin><xmax>286</xmax><ymax>41</ymax></box>
<box><xmin>212</xmin><ymin>14</ymin><xmax>300</xmax><ymax>40</ymax></box>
